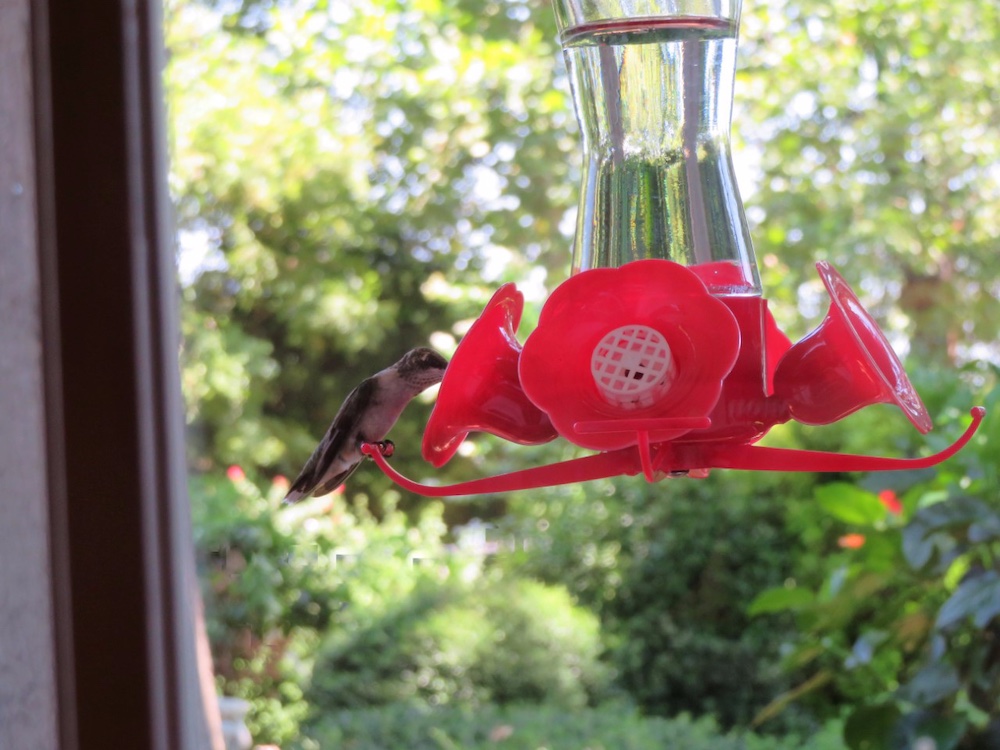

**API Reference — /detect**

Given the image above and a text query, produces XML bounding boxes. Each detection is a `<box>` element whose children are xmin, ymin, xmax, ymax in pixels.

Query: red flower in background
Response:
<box><xmin>838</xmin><ymin>533</ymin><xmax>866</xmax><ymax>549</ymax></box>
<box><xmin>878</xmin><ymin>489</ymin><xmax>902</xmax><ymax>515</ymax></box>
<box><xmin>226</xmin><ymin>465</ymin><xmax>246</xmax><ymax>483</ymax></box>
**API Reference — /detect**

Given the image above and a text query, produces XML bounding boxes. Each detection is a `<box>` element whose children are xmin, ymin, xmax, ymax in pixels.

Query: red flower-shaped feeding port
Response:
<box><xmin>518</xmin><ymin>260</ymin><xmax>742</xmax><ymax>451</ymax></box>
<box><xmin>421</xmin><ymin>283</ymin><xmax>557</xmax><ymax>468</ymax></box>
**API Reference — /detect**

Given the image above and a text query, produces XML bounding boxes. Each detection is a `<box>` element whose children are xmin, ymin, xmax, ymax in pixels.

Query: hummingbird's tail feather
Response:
<box><xmin>282</xmin><ymin>432</ymin><xmax>336</xmax><ymax>504</ymax></box>
<box><xmin>282</xmin><ymin>465</ymin><xmax>357</xmax><ymax>504</ymax></box>
<box><xmin>312</xmin><ymin>464</ymin><xmax>358</xmax><ymax>498</ymax></box>
<box><xmin>283</xmin><ymin>447</ymin><xmax>322</xmax><ymax>504</ymax></box>
<box><xmin>282</xmin><ymin>476</ymin><xmax>314</xmax><ymax>505</ymax></box>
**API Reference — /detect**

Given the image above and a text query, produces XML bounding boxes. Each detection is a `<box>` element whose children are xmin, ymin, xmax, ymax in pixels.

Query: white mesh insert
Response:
<box><xmin>591</xmin><ymin>325</ymin><xmax>675</xmax><ymax>409</ymax></box>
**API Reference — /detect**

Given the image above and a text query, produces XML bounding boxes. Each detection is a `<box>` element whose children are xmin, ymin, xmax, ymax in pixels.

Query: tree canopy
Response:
<box><xmin>737</xmin><ymin>0</ymin><xmax>1000</xmax><ymax>364</ymax></box>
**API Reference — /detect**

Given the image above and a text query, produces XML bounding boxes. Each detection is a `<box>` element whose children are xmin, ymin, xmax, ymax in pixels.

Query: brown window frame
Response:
<box><xmin>1</xmin><ymin>0</ymin><xmax>220</xmax><ymax>748</ymax></box>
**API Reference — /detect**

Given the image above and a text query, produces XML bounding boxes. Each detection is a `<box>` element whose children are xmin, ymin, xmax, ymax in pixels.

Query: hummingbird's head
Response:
<box><xmin>395</xmin><ymin>347</ymin><xmax>449</xmax><ymax>390</ymax></box>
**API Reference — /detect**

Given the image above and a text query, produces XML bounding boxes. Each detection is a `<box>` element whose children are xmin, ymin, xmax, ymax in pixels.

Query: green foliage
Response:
<box><xmin>738</xmin><ymin>0</ymin><xmax>1000</xmax><ymax>363</ymax></box>
<box><xmin>166</xmin><ymin>0</ymin><xmax>579</xmax><ymax>509</ymax></box>
<box><xmin>497</xmin><ymin>466</ymin><xmax>821</xmax><ymax>731</ymax></box>
<box><xmin>749</xmin><ymin>380</ymin><xmax>1000</xmax><ymax>750</ymax></box>
<box><xmin>299</xmin><ymin>703</ymin><xmax>847</xmax><ymax>750</ymax></box>
<box><xmin>306</xmin><ymin>575</ymin><xmax>608</xmax><ymax>714</ymax></box>
<box><xmin>191</xmin><ymin>467</ymin><xmax>458</xmax><ymax>745</ymax></box>
<box><xmin>168</xmin><ymin>0</ymin><xmax>1000</xmax><ymax>746</ymax></box>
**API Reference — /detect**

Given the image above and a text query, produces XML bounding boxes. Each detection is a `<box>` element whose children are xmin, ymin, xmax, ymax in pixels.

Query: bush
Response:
<box><xmin>192</xmin><ymin>469</ymin><xmax>460</xmax><ymax>746</ymax></box>
<box><xmin>499</xmin><ymin>464</ymin><xmax>819</xmax><ymax>731</ymax></box>
<box><xmin>297</xmin><ymin>703</ymin><xmax>847</xmax><ymax>750</ymax></box>
<box><xmin>606</xmin><ymin>471</ymin><xmax>811</xmax><ymax>730</ymax></box>
<box><xmin>749</xmin><ymin>379</ymin><xmax>1000</xmax><ymax>750</ymax></box>
<box><xmin>305</xmin><ymin>575</ymin><xmax>609</xmax><ymax>715</ymax></box>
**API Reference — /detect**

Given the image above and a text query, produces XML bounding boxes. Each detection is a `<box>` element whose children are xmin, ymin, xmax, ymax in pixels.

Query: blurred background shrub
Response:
<box><xmin>167</xmin><ymin>0</ymin><xmax>1000</xmax><ymax>747</ymax></box>
<box><xmin>306</xmin><ymin>576</ymin><xmax>607</xmax><ymax>713</ymax></box>
<box><xmin>302</xmin><ymin>704</ymin><xmax>847</xmax><ymax>750</ymax></box>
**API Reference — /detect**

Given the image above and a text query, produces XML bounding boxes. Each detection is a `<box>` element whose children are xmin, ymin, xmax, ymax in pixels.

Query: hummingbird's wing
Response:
<box><xmin>283</xmin><ymin>377</ymin><xmax>377</xmax><ymax>503</ymax></box>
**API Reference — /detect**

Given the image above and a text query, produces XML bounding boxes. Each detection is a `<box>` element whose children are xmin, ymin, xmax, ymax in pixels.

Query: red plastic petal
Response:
<box><xmin>519</xmin><ymin>260</ymin><xmax>741</xmax><ymax>450</ymax></box>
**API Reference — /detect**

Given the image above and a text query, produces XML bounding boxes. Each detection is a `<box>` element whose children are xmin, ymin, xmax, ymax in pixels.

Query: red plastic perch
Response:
<box><xmin>361</xmin><ymin>407</ymin><xmax>985</xmax><ymax>498</ymax></box>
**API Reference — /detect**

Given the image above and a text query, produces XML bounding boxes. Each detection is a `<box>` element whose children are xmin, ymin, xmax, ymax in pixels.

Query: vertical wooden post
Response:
<box><xmin>0</xmin><ymin>0</ymin><xmax>62</xmax><ymax>747</ymax></box>
<box><xmin>0</xmin><ymin>0</ymin><xmax>224</xmax><ymax>747</ymax></box>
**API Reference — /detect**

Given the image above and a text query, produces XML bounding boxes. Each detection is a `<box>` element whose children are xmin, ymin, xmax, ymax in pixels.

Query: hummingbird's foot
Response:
<box><xmin>374</xmin><ymin>440</ymin><xmax>395</xmax><ymax>458</ymax></box>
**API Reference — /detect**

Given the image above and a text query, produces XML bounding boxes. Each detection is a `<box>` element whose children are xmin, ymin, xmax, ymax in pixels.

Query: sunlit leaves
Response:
<box><xmin>166</xmin><ymin>0</ymin><xmax>579</xmax><ymax>484</ymax></box>
<box><xmin>737</xmin><ymin>0</ymin><xmax>1000</xmax><ymax>362</ymax></box>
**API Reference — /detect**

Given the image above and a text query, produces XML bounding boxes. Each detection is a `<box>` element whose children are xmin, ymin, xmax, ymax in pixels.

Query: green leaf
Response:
<box><xmin>747</xmin><ymin>586</ymin><xmax>814</xmax><ymax>616</ymax></box>
<box><xmin>936</xmin><ymin>571</ymin><xmax>1000</xmax><ymax>630</ymax></box>
<box><xmin>845</xmin><ymin>630</ymin><xmax>890</xmax><ymax>669</ymax></box>
<box><xmin>944</xmin><ymin>557</ymin><xmax>973</xmax><ymax>593</ymax></box>
<box><xmin>815</xmin><ymin>483</ymin><xmax>886</xmax><ymax>526</ymax></box>
<box><xmin>969</xmin><ymin>514</ymin><xmax>1000</xmax><ymax>543</ymax></box>
<box><xmin>896</xmin><ymin>662</ymin><xmax>962</xmax><ymax>707</ymax></box>
<box><xmin>911</xmin><ymin>497</ymin><xmax>994</xmax><ymax>534</ymax></box>
<box><xmin>911</xmin><ymin>714</ymin><xmax>966</xmax><ymax>750</ymax></box>
<box><xmin>844</xmin><ymin>704</ymin><xmax>902</xmax><ymax>750</ymax></box>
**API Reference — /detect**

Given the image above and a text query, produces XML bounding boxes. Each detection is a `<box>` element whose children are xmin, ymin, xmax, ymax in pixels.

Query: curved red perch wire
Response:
<box><xmin>686</xmin><ymin>407</ymin><xmax>985</xmax><ymax>474</ymax></box>
<box><xmin>361</xmin><ymin>443</ymin><xmax>646</xmax><ymax>497</ymax></box>
<box><xmin>362</xmin><ymin>407</ymin><xmax>985</xmax><ymax>498</ymax></box>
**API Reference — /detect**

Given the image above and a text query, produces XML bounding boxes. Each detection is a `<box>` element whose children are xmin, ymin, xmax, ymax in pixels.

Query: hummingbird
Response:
<box><xmin>283</xmin><ymin>347</ymin><xmax>449</xmax><ymax>503</ymax></box>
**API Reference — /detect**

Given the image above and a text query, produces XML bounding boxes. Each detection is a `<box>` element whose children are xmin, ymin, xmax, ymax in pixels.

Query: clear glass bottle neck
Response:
<box><xmin>562</xmin><ymin>14</ymin><xmax>761</xmax><ymax>296</ymax></box>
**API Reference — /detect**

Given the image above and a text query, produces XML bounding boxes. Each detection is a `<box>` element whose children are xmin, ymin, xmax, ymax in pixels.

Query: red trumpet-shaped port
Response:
<box><xmin>772</xmin><ymin>262</ymin><xmax>932</xmax><ymax>433</ymax></box>
<box><xmin>518</xmin><ymin>260</ymin><xmax>742</xmax><ymax>451</ymax></box>
<box><xmin>421</xmin><ymin>283</ymin><xmax>558</xmax><ymax>468</ymax></box>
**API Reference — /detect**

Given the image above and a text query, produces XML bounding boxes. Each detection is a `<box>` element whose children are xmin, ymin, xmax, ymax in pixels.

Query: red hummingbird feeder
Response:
<box><xmin>363</xmin><ymin>0</ymin><xmax>985</xmax><ymax>496</ymax></box>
